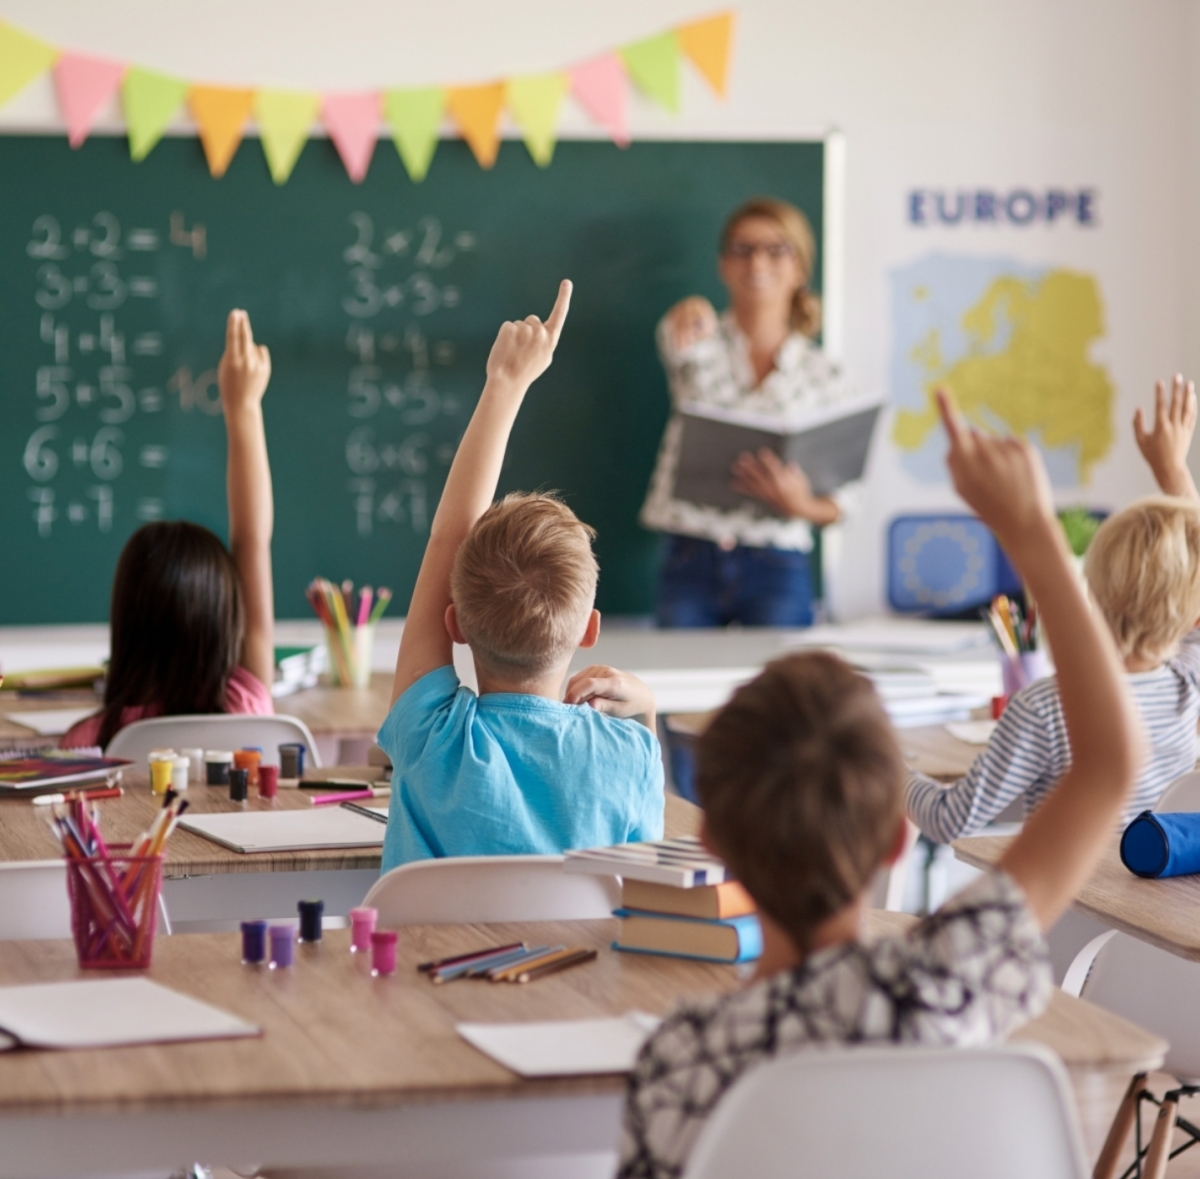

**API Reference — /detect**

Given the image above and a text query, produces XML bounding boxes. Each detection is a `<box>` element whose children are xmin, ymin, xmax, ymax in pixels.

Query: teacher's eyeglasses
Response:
<box><xmin>723</xmin><ymin>240</ymin><xmax>795</xmax><ymax>261</ymax></box>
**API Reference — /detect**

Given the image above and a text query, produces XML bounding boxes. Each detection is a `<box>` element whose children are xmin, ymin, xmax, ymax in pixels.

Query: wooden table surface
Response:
<box><xmin>0</xmin><ymin>771</ymin><xmax>703</xmax><ymax>877</ymax></box>
<box><xmin>954</xmin><ymin>834</ymin><xmax>1200</xmax><ymax>962</ymax></box>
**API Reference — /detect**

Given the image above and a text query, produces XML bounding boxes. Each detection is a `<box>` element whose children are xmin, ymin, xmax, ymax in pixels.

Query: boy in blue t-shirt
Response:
<box><xmin>378</xmin><ymin>280</ymin><xmax>664</xmax><ymax>870</ymax></box>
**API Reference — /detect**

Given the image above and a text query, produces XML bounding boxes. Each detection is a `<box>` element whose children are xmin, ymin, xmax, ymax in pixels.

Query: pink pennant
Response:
<box><xmin>322</xmin><ymin>92</ymin><xmax>382</xmax><ymax>183</ymax></box>
<box><xmin>570</xmin><ymin>54</ymin><xmax>628</xmax><ymax>147</ymax></box>
<box><xmin>55</xmin><ymin>53</ymin><xmax>126</xmax><ymax>148</ymax></box>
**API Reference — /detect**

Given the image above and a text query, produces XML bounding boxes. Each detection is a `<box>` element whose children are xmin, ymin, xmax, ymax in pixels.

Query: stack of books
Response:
<box><xmin>564</xmin><ymin>837</ymin><xmax>761</xmax><ymax>964</ymax></box>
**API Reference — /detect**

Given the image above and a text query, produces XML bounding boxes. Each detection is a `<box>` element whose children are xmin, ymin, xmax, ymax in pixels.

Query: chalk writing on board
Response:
<box><xmin>339</xmin><ymin>212</ymin><xmax>474</xmax><ymax>537</ymax></box>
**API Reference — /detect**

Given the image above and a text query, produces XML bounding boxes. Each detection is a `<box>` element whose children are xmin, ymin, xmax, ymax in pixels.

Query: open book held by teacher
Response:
<box><xmin>673</xmin><ymin>393</ymin><xmax>882</xmax><ymax>516</ymax></box>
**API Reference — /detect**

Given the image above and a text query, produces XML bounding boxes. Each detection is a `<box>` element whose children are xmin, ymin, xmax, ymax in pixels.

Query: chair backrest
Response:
<box><xmin>0</xmin><ymin>861</ymin><xmax>72</xmax><ymax>939</ymax></box>
<box><xmin>361</xmin><ymin>855</ymin><xmax>621</xmax><ymax>926</ymax></box>
<box><xmin>682</xmin><ymin>1044</ymin><xmax>1086</xmax><ymax>1179</ymax></box>
<box><xmin>105</xmin><ymin>714</ymin><xmax>322</xmax><ymax>768</ymax></box>
<box><xmin>1155</xmin><ymin>769</ymin><xmax>1200</xmax><ymax>812</ymax></box>
<box><xmin>1080</xmin><ymin>931</ymin><xmax>1200</xmax><ymax>1081</ymax></box>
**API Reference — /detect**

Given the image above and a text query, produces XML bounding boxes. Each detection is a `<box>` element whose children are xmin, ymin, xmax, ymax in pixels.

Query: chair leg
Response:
<box><xmin>1143</xmin><ymin>1094</ymin><xmax>1180</xmax><ymax>1179</ymax></box>
<box><xmin>1095</xmin><ymin>1073</ymin><xmax>1146</xmax><ymax>1179</ymax></box>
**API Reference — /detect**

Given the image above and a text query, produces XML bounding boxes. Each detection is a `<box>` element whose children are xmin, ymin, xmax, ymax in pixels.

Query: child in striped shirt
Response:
<box><xmin>907</xmin><ymin>376</ymin><xmax>1200</xmax><ymax>843</ymax></box>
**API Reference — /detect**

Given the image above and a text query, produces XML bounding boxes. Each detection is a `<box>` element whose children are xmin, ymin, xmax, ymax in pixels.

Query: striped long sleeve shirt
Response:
<box><xmin>906</xmin><ymin>630</ymin><xmax>1200</xmax><ymax>844</ymax></box>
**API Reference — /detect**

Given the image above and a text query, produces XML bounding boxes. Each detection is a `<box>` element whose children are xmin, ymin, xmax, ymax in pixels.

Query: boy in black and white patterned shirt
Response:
<box><xmin>618</xmin><ymin>389</ymin><xmax>1146</xmax><ymax>1179</ymax></box>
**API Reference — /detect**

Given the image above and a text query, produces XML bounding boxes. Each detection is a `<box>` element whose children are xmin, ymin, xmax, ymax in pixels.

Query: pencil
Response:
<box><xmin>514</xmin><ymin>948</ymin><xmax>598</xmax><ymax>984</ymax></box>
<box><xmin>419</xmin><ymin>942</ymin><xmax>525</xmax><ymax>973</ymax></box>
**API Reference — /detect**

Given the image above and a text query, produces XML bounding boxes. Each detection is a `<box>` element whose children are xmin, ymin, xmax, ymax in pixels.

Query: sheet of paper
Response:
<box><xmin>2</xmin><ymin>707</ymin><xmax>97</xmax><ymax>736</ymax></box>
<box><xmin>0</xmin><ymin>977</ymin><xmax>259</xmax><ymax>1049</ymax></box>
<box><xmin>946</xmin><ymin>720</ymin><xmax>999</xmax><ymax>745</ymax></box>
<box><xmin>458</xmin><ymin>1013</ymin><xmax>662</xmax><ymax>1077</ymax></box>
<box><xmin>179</xmin><ymin>807</ymin><xmax>387</xmax><ymax>853</ymax></box>
<box><xmin>789</xmin><ymin>619</ymin><xmax>990</xmax><ymax>656</ymax></box>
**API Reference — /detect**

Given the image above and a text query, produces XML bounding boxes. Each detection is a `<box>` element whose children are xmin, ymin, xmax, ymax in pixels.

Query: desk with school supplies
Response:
<box><xmin>0</xmin><ymin>913</ymin><xmax>1166</xmax><ymax>1178</ymax></box>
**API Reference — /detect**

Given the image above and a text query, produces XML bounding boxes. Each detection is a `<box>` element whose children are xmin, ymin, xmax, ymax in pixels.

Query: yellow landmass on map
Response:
<box><xmin>892</xmin><ymin>270</ymin><xmax>1115</xmax><ymax>482</ymax></box>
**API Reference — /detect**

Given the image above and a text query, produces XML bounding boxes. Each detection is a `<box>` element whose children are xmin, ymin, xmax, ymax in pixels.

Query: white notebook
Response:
<box><xmin>0</xmin><ymin>977</ymin><xmax>259</xmax><ymax>1050</ymax></box>
<box><xmin>179</xmin><ymin>806</ymin><xmax>387</xmax><ymax>853</ymax></box>
<box><xmin>457</xmin><ymin>1013</ymin><xmax>662</xmax><ymax>1077</ymax></box>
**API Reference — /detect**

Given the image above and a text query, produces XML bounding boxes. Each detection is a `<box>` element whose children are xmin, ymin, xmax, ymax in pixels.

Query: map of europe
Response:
<box><xmin>890</xmin><ymin>254</ymin><xmax>1115</xmax><ymax>486</ymax></box>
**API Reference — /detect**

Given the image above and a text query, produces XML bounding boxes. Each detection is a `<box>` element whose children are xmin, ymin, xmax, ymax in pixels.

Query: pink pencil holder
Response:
<box><xmin>65</xmin><ymin>845</ymin><xmax>163</xmax><ymax>970</ymax></box>
<box><xmin>999</xmin><ymin>650</ymin><xmax>1051</xmax><ymax>697</ymax></box>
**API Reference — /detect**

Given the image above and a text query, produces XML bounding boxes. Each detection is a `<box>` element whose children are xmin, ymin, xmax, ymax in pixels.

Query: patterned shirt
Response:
<box><xmin>639</xmin><ymin>311</ymin><xmax>857</xmax><ymax>552</ymax></box>
<box><xmin>906</xmin><ymin>630</ymin><xmax>1200</xmax><ymax>844</ymax></box>
<box><xmin>617</xmin><ymin>870</ymin><xmax>1050</xmax><ymax>1179</ymax></box>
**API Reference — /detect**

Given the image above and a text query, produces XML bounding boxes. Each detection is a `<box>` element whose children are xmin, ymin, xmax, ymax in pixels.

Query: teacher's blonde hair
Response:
<box><xmin>721</xmin><ymin>197</ymin><xmax>822</xmax><ymax>338</ymax></box>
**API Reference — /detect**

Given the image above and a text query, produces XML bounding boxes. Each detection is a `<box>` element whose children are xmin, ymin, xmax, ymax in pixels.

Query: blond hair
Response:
<box><xmin>1084</xmin><ymin>496</ymin><xmax>1200</xmax><ymax>663</ymax></box>
<box><xmin>720</xmin><ymin>197</ymin><xmax>822</xmax><ymax>337</ymax></box>
<box><xmin>696</xmin><ymin>652</ymin><xmax>904</xmax><ymax>953</ymax></box>
<box><xmin>451</xmin><ymin>492</ymin><xmax>598</xmax><ymax>678</ymax></box>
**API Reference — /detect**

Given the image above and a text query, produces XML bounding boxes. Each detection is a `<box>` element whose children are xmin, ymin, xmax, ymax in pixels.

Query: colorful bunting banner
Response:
<box><xmin>55</xmin><ymin>53</ymin><xmax>125</xmax><ymax>148</ymax></box>
<box><xmin>122</xmin><ymin>67</ymin><xmax>187</xmax><ymax>161</ymax></box>
<box><xmin>0</xmin><ymin>21</ymin><xmax>57</xmax><ymax>109</ymax></box>
<box><xmin>384</xmin><ymin>87</ymin><xmax>444</xmax><ymax>182</ymax></box>
<box><xmin>189</xmin><ymin>85</ymin><xmax>255</xmax><ymax>177</ymax></box>
<box><xmin>0</xmin><ymin>12</ymin><xmax>735</xmax><ymax>180</ymax></box>
<box><xmin>506</xmin><ymin>72</ymin><xmax>569</xmax><ymax>167</ymax></box>
<box><xmin>256</xmin><ymin>90</ymin><xmax>319</xmax><ymax>183</ymax></box>
<box><xmin>446</xmin><ymin>82</ymin><xmax>505</xmax><ymax>169</ymax></box>
<box><xmin>322</xmin><ymin>92</ymin><xmax>381</xmax><ymax>183</ymax></box>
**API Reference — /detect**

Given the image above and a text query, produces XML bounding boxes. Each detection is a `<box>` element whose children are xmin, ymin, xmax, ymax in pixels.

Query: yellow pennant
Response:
<box><xmin>189</xmin><ymin>84</ymin><xmax>255</xmax><ymax>177</ymax></box>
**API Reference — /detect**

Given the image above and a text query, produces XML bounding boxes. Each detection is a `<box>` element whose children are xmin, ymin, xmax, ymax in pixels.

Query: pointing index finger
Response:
<box><xmin>935</xmin><ymin>386</ymin><xmax>967</xmax><ymax>450</ymax></box>
<box><xmin>545</xmin><ymin>279</ymin><xmax>573</xmax><ymax>345</ymax></box>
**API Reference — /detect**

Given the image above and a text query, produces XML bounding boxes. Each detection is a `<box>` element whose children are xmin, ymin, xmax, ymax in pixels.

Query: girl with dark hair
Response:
<box><xmin>63</xmin><ymin>309</ymin><xmax>276</xmax><ymax>749</ymax></box>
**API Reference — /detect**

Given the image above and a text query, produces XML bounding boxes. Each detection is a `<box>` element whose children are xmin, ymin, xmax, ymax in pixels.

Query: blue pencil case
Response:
<box><xmin>1120</xmin><ymin>811</ymin><xmax>1200</xmax><ymax>878</ymax></box>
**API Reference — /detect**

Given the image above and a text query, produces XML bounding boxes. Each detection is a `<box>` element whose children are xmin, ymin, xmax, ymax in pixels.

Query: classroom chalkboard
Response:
<box><xmin>0</xmin><ymin>135</ymin><xmax>824</xmax><ymax>625</ymax></box>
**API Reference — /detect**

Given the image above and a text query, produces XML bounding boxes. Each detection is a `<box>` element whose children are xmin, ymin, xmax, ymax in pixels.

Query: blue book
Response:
<box><xmin>613</xmin><ymin>909</ymin><xmax>762</xmax><ymax>964</ymax></box>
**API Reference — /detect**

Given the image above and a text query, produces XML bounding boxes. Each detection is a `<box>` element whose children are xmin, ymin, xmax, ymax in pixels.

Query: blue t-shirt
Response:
<box><xmin>377</xmin><ymin>665</ymin><xmax>665</xmax><ymax>870</ymax></box>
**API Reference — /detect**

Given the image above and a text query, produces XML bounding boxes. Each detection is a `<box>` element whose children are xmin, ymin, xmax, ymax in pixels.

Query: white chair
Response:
<box><xmin>681</xmin><ymin>1043</ymin><xmax>1086</xmax><ymax>1179</ymax></box>
<box><xmin>105</xmin><ymin>714</ymin><xmax>322</xmax><ymax>768</ymax></box>
<box><xmin>361</xmin><ymin>855</ymin><xmax>620</xmax><ymax>926</ymax></box>
<box><xmin>1155</xmin><ymin>769</ymin><xmax>1200</xmax><ymax>812</ymax></box>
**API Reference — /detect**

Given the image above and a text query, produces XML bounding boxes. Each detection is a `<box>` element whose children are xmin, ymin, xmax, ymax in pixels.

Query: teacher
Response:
<box><xmin>640</xmin><ymin>197</ymin><xmax>856</xmax><ymax>628</ymax></box>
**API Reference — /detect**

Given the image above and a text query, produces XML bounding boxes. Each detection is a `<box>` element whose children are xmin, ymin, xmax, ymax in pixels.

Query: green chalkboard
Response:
<box><xmin>0</xmin><ymin>135</ymin><xmax>825</xmax><ymax>624</ymax></box>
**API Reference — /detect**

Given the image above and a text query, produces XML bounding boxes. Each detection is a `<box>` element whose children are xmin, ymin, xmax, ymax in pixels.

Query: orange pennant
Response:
<box><xmin>676</xmin><ymin>11</ymin><xmax>735</xmax><ymax>98</ymax></box>
<box><xmin>445</xmin><ymin>82</ymin><xmax>504</xmax><ymax>169</ymax></box>
<box><xmin>188</xmin><ymin>84</ymin><xmax>254</xmax><ymax>177</ymax></box>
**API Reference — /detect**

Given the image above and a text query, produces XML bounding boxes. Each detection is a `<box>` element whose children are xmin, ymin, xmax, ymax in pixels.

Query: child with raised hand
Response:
<box><xmin>63</xmin><ymin>310</ymin><xmax>275</xmax><ymax>749</ymax></box>
<box><xmin>377</xmin><ymin>280</ymin><xmax>664</xmax><ymax>869</ymax></box>
<box><xmin>907</xmin><ymin>374</ymin><xmax>1200</xmax><ymax>843</ymax></box>
<box><xmin>618</xmin><ymin>389</ymin><xmax>1144</xmax><ymax>1179</ymax></box>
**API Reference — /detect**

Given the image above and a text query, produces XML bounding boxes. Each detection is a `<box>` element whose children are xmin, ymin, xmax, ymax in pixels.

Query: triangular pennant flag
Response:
<box><xmin>256</xmin><ymin>89</ymin><xmax>318</xmax><ymax>184</ymax></box>
<box><xmin>321</xmin><ymin>92</ymin><xmax>381</xmax><ymax>183</ymax></box>
<box><xmin>123</xmin><ymin>67</ymin><xmax>187</xmax><ymax>160</ymax></box>
<box><xmin>0</xmin><ymin>22</ymin><xmax>57</xmax><ymax>110</ymax></box>
<box><xmin>569</xmin><ymin>54</ymin><xmax>628</xmax><ymax>147</ymax></box>
<box><xmin>189</xmin><ymin>85</ymin><xmax>255</xmax><ymax>177</ymax></box>
<box><xmin>506</xmin><ymin>72</ymin><xmax>568</xmax><ymax>167</ymax></box>
<box><xmin>384</xmin><ymin>87</ymin><xmax>444</xmax><ymax>182</ymax></box>
<box><xmin>620</xmin><ymin>31</ymin><xmax>680</xmax><ymax>113</ymax></box>
<box><xmin>445</xmin><ymin>82</ymin><xmax>505</xmax><ymax>169</ymax></box>
<box><xmin>54</xmin><ymin>53</ymin><xmax>126</xmax><ymax>148</ymax></box>
<box><xmin>676</xmin><ymin>11</ymin><xmax>735</xmax><ymax>98</ymax></box>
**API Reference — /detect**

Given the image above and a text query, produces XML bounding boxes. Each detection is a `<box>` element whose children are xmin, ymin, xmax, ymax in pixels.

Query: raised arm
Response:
<box><xmin>1134</xmin><ymin>375</ymin><xmax>1199</xmax><ymax>500</ymax></box>
<box><xmin>218</xmin><ymin>309</ymin><xmax>274</xmax><ymax>691</ymax></box>
<box><xmin>936</xmin><ymin>389</ymin><xmax>1144</xmax><ymax>930</ymax></box>
<box><xmin>391</xmin><ymin>280</ymin><xmax>573</xmax><ymax>704</ymax></box>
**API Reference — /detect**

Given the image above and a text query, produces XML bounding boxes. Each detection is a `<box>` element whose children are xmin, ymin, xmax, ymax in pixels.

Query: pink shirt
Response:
<box><xmin>61</xmin><ymin>665</ymin><xmax>274</xmax><ymax>749</ymax></box>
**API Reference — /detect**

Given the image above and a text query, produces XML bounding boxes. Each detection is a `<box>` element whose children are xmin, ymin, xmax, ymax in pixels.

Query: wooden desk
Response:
<box><xmin>954</xmin><ymin>835</ymin><xmax>1200</xmax><ymax>963</ymax></box>
<box><xmin>0</xmin><ymin>914</ymin><xmax>1165</xmax><ymax>1179</ymax></box>
<box><xmin>0</xmin><ymin>688</ymin><xmax>101</xmax><ymax>750</ymax></box>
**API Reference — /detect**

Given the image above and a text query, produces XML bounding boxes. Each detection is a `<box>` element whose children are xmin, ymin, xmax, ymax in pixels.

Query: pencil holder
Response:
<box><xmin>65</xmin><ymin>844</ymin><xmax>163</xmax><ymax>970</ymax></box>
<box><xmin>324</xmin><ymin>623</ymin><xmax>375</xmax><ymax>689</ymax></box>
<box><xmin>999</xmin><ymin>650</ymin><xmax>1052</xmax><ymax>697</ymax></box>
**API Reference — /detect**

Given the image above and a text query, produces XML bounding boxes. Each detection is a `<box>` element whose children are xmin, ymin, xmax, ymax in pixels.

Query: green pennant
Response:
<box><xmin>0</xmin><ymin>22</ymin><xmax>56</xmax><ymax>110</ymax></box>
<box><xmin>506</xmin><ymin>72</ymin><xmax>568</xmax><ymax>167</ymax></box>
<box><xmin>122</xmin><ymin>67</ymin><xmax>187</xmax><ymax>161</ymax></box>
<box><xmin>620</xmin><ymin>31</ymin><xmax>680</xmax><ymax>113</ymax></box>
<box><xmin>256</xmin><ymin>89</ymin><xmax>318</xmax><ymax>184</ymax></box>
<box><xmin>384</xmin><ymin>87</ymin><xmax>444</xmax><ymax>182</ymax></box>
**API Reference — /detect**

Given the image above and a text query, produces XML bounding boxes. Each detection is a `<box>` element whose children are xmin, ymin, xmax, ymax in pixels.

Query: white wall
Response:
<box><xmin>1</xmin><ymin>0</ymin><xmax>1193</xmax><ymax>617</ymax></box>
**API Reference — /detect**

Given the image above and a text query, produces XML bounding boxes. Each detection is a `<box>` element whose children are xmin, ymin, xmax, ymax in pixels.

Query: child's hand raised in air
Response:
<box><xmin>485</xmin><ymin>280</ymin><xmax>572</xmax><ymax>392</ymax></box>
<box><xmin>218</xmin><ymin>309</ymin><xmax>272</xmax><ymax>415</ymax></box>
<box><xmin>564</xmin><ymin>665</ymin><xmax>657</xmax><ymax>727</ymax></box>
<box><xmin>1134</xmin><ymin>375</ymin><xmax>1199</xmax><ymax>500</ymax></box>
<box><xmin>936</xmin><ymin>387</ymin><xmax>1057</xmax><ymax>555</ymax></box>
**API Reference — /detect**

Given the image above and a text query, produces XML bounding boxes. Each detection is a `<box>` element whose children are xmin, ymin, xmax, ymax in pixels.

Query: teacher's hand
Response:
<box><xmin>731</xmin><ymin>449</ymin><xmax>840</xmax><ymax>525</ymax></box>
<box><xmin>665</xmin><ymin>296</ymin><xmax>718</xmax><ymax>350</ymax></box>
